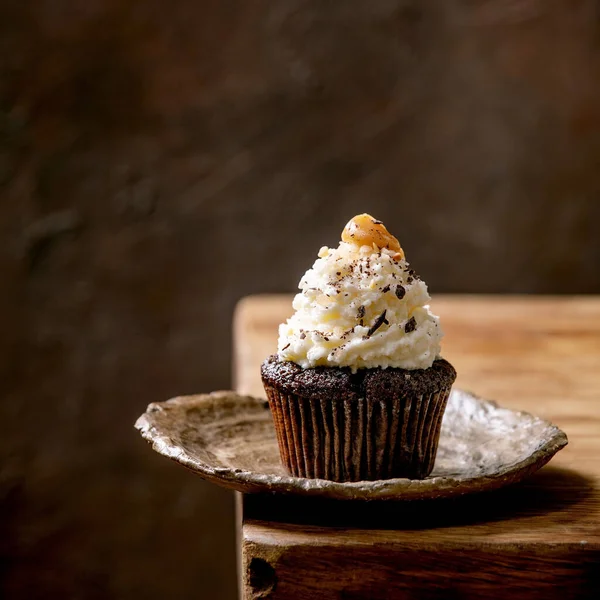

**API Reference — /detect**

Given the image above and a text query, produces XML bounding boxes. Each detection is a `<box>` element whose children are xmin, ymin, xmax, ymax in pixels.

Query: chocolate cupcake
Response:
<box><xmin>261</xmin><ymin>214</ymin><xmax>457</xmax><ymax>482</ymax></box>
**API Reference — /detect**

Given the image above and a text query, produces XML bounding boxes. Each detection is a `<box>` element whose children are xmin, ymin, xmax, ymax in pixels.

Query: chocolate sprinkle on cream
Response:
<box><xmin>381</xmin><ymin>284</ymin><xmax>390</xmax><ymax>293</ymax></box>
<box><xmin>299</xmin><ymin>332</ymin><xmax>306</xmax><ymax>340</ymax></box>
<box><xmin>282</xmin><ymin>343</ymin><xmax>291</xmax><ymax>351</ymax></box>
<box><xmin>395</xmin><ymin>285</ymin><xmax>406</xmax><ymax>300</ymax></box>
<box><xmin>366</xmin><ymin>310</ymin><xmax>388</xmax><ymax>338</ymax></box>
<box><xmin>404</xmin><ymin>316</ymin><xmax>417</xmax><ymax>333</ymax></box>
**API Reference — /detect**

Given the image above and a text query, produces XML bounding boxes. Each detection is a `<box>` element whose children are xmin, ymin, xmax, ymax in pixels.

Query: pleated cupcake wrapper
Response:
<box><xmin>263</xmin><ymin>385</ymin><xmax>451</xmax><ymax>482</ymax></box>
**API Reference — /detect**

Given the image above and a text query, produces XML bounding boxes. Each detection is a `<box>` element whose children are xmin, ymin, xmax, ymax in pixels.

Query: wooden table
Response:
<box><xmin>233</xmin><ymin>294</ymin><xmax>600</xmax><ymax>600</ymax></box>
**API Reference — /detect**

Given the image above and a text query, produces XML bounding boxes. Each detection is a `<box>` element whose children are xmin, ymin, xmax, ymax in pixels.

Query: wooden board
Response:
<box><xmin>233</xmin><ymin>294</ymin><xmax>600</xmax><ymax>599</ymax></box>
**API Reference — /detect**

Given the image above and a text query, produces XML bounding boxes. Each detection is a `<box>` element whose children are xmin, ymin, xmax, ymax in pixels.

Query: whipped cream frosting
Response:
<box><xmin>278</xmin><ymin>215</ymin><xmax>443</xmax><ymax>371</ymax></box>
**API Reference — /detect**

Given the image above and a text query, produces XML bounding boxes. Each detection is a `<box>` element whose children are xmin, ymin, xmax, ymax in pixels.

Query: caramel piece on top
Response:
<box><xmin>341</xmin><ymin>214</ymin><xmax>404</xmax><ymax>259</ymax></box>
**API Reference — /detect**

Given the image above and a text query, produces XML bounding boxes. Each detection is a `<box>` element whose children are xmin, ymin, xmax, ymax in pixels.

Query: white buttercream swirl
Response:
<box><xmin>278</xmin><ymin>242</ymin><xmax>442</xmax><ymax>371</ymax></box>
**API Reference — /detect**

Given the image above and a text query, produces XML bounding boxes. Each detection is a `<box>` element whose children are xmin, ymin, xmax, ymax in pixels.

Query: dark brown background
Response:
<box><xmin>1</xmin><ymin>1</ymin><xmax>599</xmax><ymax>598</ymax></box>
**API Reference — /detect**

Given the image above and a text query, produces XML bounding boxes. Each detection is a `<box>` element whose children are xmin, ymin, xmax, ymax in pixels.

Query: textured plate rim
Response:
<box><xmin>134</xmin><ymin>390</ymin><xmax>568</xmax><ymax>500</ymax></box>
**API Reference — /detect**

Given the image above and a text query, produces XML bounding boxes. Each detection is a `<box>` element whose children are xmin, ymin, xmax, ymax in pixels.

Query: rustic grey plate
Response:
<box><xmin>135</xmin><ymin>389</ymin><xmax>567</xmax><ymax>500</ymax></box>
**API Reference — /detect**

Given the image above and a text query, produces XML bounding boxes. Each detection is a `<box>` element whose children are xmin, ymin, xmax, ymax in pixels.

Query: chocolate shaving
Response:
<box><xmin>395</xmin><ymin>285</ymin><xmax>406</xmax><ymax>300</ymax></box>
<box><xmin>365</xmin><ymin>310</ymin><xmax>388</xmax><ymax>338</ymax></box>
<box><xmin>405</xmin><ymin>268</ymin><xmax>419</xmax><ymax>282</ymax></box>
<box><xmin>382</xmin><ymin>284</ymin><xmax>390</xmax><ymax>293</ymax></box>
<box><xmin>329</xmin><ymin>341</ymin><xmax>347</xmax><ymax>358</ymax></box>
<box><xmin>341</xmin><ymin>327</ymin><xmax>355</xmax><ymax>339</ymax></box>
<box><xmin>404</xmin><ymin>316</ymin><xmax>417</xmax><ymax>333</ymax></box>
<box><xmin>282</xmin><ymin>343</ymin><xmax>291</xmax><ymax>350</ymax></box>
<box><xmin>357</xmin><ymin>305</ymin><xmax>365</xmax><ymax>326</ymax></box>
<box><xmin>299</xmin><ymin>332</ymin><xmax>306</xmax><ymax>340</ymax></box>
<box><xmin>314</xmin><ymin>331</ymin><xmax>331</xmax><ymax>341</ymax></box>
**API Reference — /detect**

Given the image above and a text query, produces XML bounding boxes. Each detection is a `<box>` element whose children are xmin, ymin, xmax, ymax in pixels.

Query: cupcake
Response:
<box><xmin>261</xmin><ymin>214</ymin><xmax>456</xmax><ymax>481</ymax></box>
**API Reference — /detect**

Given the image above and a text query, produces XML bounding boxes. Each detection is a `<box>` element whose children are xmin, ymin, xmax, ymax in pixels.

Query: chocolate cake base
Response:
<box><xmin>261</xmin><ymin>356</ymin><xmax>456</xmax><ymax>482</ymax></box>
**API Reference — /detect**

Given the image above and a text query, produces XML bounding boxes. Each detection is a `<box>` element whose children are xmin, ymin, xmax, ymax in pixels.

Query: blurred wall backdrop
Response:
<box><xmin>1</xmin><ymin>0</ymin><xmax>600</xmax><ymax>598</ymax></box>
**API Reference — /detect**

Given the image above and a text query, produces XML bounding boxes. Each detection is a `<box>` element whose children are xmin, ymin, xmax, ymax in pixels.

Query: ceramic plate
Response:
<box><xmin>135</xmin><ymin>389</ymin><xmax>567</xmax><ymax>500</ymax></box>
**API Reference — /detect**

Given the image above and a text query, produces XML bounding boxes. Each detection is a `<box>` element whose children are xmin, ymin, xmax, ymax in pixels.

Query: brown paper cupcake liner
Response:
<box><xmin>263</xmin><ymin>385</ymin><xmax>451</xmax><ymax>482</ymax></box>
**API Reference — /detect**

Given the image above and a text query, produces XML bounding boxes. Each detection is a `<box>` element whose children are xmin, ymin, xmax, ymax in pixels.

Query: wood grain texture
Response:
<box><xmin>243</xmin><ymin>536</ymin><xmax>598</xmax><ymax>600</ymax></box>
<box><xmin>234</xmin><ymin>294</ymin><xmax>600</xmax><ymax>599</ymax></box>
